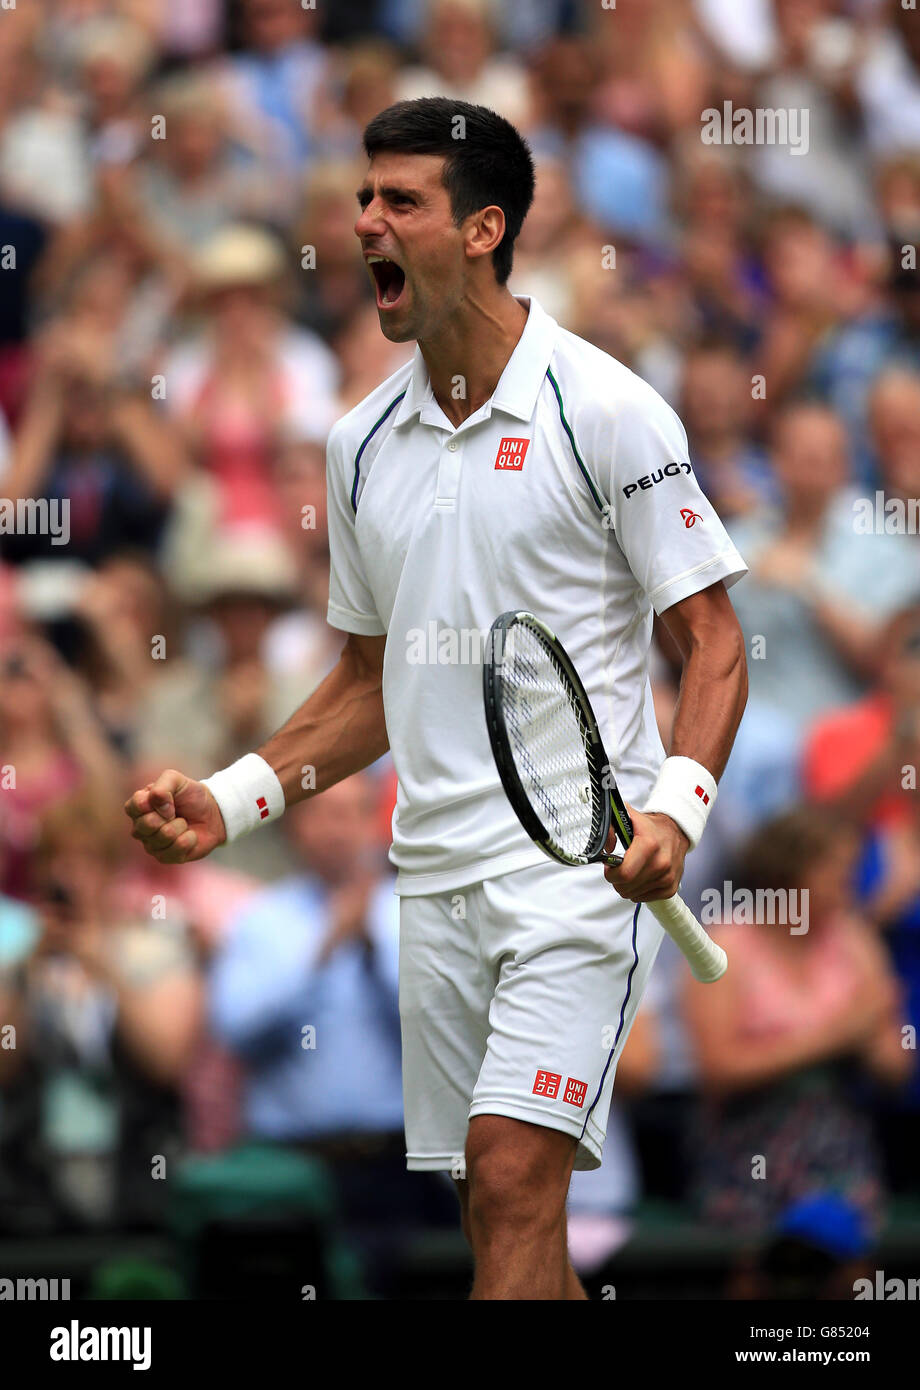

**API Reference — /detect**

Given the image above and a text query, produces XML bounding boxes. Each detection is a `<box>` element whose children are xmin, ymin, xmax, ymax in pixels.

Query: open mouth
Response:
<box><xmin>367</xmin><ymin>255</ymin><xmax>407</xmax><ymax>309</ymax></box>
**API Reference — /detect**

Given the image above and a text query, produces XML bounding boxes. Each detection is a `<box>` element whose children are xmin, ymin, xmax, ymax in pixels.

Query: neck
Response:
<box><xmin>418</xmin><ymin>288</ymin><xmax>529</xmax><ymax>428</ymax></box>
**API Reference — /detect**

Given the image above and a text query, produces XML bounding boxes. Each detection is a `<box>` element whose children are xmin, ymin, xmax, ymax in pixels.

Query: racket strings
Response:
<box><xmin>498</xmin><ymin>624</ymin><xmax>604</xmax><ymax>860</ymax></box>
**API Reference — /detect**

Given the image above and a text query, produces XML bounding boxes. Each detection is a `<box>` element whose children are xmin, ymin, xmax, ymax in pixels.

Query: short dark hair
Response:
<box><xmin>362</xmin><ymin>98</ymin><xmax>535</xmax><ymax>286</ymax></box>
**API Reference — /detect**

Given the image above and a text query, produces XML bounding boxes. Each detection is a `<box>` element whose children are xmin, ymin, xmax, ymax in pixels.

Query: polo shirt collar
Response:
<box><xmin>392</xmin><ymin>295</ymin><xmax>557</xmax><ymax>430</ymax></box>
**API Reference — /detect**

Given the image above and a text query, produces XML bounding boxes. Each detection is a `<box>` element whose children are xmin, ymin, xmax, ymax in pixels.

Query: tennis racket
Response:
<box><xmin>482</xmin><ymin>610</ymin><xmax>727</xmax><ymax>983</ymax></box>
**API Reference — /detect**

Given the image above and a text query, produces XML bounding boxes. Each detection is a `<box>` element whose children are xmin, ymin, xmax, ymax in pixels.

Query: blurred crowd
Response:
<box><xmin>1</xmin><ymin>0</ymin><xmax>920</xmax><ymax>1299</ymax></box>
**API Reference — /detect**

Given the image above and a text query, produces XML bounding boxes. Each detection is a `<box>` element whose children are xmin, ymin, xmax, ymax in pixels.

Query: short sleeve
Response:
<box><xmin>572</xmin><ymin>382</ymin><xmax>748</xmax><ymax>614</ymax></box>
<box><xmin>325</xmin><ymin>422</ymin><xmax>387</xmax><ymax>636</ymax></box>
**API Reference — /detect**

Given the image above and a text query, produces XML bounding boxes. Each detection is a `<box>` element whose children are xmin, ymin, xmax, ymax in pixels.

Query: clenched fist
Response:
<box><xmin>603</xmin><ymin>806</ymin><xmax>690</xmax><ymax>903</ymax></box>
<box><xmin>124</xmin><ymin>770</ymin><xmax>226</xmax><ymax>864</ymax></box>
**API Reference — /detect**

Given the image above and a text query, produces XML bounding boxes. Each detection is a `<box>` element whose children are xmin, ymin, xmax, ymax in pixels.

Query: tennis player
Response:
<box><xmin>125</xmin><ymin>99</ymin><xmax>749</xmax><ymax>1300</ymax></box>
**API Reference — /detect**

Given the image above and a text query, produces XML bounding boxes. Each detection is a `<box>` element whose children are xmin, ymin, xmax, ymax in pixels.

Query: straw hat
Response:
<box><xmin>193</xmin><ymin>225</ymin><xmax>288</xmax><ymax>294</ymax></box>
<box><xmin>199</xmin><ymin>529</ymin><xmax>299</xmax><ymax>605</ymax></box>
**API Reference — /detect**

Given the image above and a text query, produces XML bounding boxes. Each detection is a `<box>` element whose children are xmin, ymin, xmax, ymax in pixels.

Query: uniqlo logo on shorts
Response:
<box><xmin>532</xmin><ymin>1069</ymin><xmax>561</xmax><ymax>1100</ymax></box>
<box><xmin>563</xmin><ymin>1077</ymin><xmax>588</xmax><ymax>1108</ymax></box>
<box><xmin>494</xmin><ymin>437</ymin><xmax>530</xmax><ymax>470</ymax></box>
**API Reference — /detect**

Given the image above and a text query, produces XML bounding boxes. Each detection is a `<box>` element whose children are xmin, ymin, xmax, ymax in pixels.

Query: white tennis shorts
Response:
<box><xmin>398</xmin><ymin>857</ymin><xmax>665</xmax><ymax>1173</ymax></box>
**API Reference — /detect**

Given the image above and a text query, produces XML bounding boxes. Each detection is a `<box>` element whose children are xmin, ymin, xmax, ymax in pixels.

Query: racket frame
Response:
<box><xmin>484</xmin><ymin>609</ymin><xmax>634</xmax><ymax>867</ymax></box>
<box><xmin>483</xmin><ymin>609</ymin><xmax>728</xmax><ymax>983</ymax></box>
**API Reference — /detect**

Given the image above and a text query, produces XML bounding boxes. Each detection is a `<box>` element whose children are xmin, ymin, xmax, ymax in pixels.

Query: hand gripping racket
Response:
<box><xmin>483</xmin><ymin>610</ymin><xmax>727</xmax><ymax>983</ymax></box>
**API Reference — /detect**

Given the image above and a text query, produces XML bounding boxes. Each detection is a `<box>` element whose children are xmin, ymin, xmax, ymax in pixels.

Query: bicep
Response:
<box><xmin>345</xmin><ymin>632</ymin><xmax>386</xmax><ymax>684</ymax></box>
<box><xmin>659</xmin><ymin>582</ymin><xmax>746</xmax><ymax>663</ymax></box>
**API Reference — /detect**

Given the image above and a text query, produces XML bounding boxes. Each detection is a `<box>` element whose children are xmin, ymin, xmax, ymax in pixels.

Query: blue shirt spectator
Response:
<box><xmin>210</xmin><ymin>874</ymin><xmax>403</xmax><ymax>1141</ymax></box>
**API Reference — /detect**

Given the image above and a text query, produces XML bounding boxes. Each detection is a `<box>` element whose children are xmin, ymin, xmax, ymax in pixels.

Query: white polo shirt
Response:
<box><xmin>326</xmin><ymin>296</ymin><xmax>747</xmax><ymax>895</ymax></box>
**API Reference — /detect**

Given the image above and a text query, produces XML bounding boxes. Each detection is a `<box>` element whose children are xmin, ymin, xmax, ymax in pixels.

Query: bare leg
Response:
<box><xmin>457</xmin><ymin>1114</ymin><xmax>583</xmax><ymax>1300</ymax></box>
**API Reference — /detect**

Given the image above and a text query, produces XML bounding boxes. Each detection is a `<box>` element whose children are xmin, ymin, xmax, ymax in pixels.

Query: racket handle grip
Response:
<box><xmin>648</xmin><ymin>894</ymin><xmax>727</xmax><ymax>983</ymax></box>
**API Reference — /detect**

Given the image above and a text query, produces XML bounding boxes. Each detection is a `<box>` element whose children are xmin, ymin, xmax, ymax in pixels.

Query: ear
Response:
<box><xmin>464</xmin><ymin>205</ymin><xmax>506</xmax><ymax>265</ymax></box>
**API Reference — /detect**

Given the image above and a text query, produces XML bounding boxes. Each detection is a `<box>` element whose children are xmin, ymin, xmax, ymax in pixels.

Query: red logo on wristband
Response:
<box><xmin>256</xmin><ymin>796</ymin><xmax>269</xmax><ymax>820</ymax></box>
<box><xmin>694</xmin><ymin>785</ymin><xmax>710</xmax><ymax>805</ymax></box>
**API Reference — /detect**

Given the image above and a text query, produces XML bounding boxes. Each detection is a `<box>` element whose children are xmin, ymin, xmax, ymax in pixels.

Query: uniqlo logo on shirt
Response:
<box><xmin>532</xmin><ymin>1069</ymin><xmax>561</xmax><ymax>1100</ymax></box>
<box><xmin>563</xmin><ymin>1077</ymin><xmax>588</xmax><ymax>1108</ymax></box>
<box><xmin>494</xmin><ymin>437</ymin><xmax>530</xmax><ymax>470</ymax></box>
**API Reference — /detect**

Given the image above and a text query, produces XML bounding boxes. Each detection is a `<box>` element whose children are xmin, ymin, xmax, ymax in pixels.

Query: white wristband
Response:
<box><xmin>201</xmin><ymin>753</ymin><xmax>285</xmax><ymax>843</ymax></box>
<box><xmin>643</xmin><ymin>756</ymin><xmax>717</xmax><ymax>850</ymax></box>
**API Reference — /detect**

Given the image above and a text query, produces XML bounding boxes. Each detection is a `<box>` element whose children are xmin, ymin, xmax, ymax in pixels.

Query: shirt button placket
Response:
<box><xmin>435</xmin><ymin>436</ymin><xmax>462</xmax><ymax>508</ymax></box>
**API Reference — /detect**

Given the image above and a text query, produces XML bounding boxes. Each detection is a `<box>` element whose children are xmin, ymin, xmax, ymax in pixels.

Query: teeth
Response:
<box><xmin>367</xmin><ymin>253</ymin><xmax>403</xmax><ymax>305</ymax></box>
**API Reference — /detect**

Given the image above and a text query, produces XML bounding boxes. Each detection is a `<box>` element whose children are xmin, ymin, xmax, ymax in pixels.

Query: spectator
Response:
<box><xmin>867</xmin><ymin>368</ymin><xmax>920</xmax><ymax>503</ymax></box>
<box><xmin>210</xmin><ymin>777</ymin><xmax>401</xmax><ymax>1145</ymax></box>
<box><xmin>564</xmin><ymin>246</ymin><xmax>684</xmax><ymax>403</ymax></box>
<box><xmin>66</xmin><ymin>552</ymin><xmax>178</xmax><ymax>753</ymax></box>
<box><xmin>590</xmin><ymin>0</ymin><xmax>711</xmax><ymax>145</ymax></box>
<box><xmin>395</xmin><ymin>0</ymin><xmax>531</xmax><ymax>128</ymax></box>
<box><xmin>0</xmin><ymin>21</ymin><xmax>92</xmax><ymax>227</ymax></box>
<box><xmin>2</xmin><ymin>313</ymin><xmax>185</xmax><ymax>569</ymax></box>
<box><xmin>805</xmin><ymin>605</ymin><xmax>920</xmax><ymax>1192</ymax></box>
<box><xmin>528</xmin><ymin>35</ymin><xmax>670</xmax><ymax>246</ymax></box>
<box><xmin>672</xmin><ymin>142</ymin><xmax>765</xmax><ymax>354</ymax></box>
<box><xmin>290</xmin><ymin>161</ymin><xmax>374</xmax><ymax>344</ymax></box>
<box><xmin>269</xmin><ymin>437</ymin><xmax>346</xmax><ymax>683</ymax></box>
<box><xmin>755</xmin><ymin>206</ymin><xmax>861</xmax><ymax>412</ymax></box>
<box><xmin>858</xmin><ymin>0</ymin><xmax>920</xmax><ymax>156</ymax></box>
<box><xmin>0</xmin><ymin>634</ymin><xmax>123</xmax><ymax>902</ymax></box>
<box><xmin>752</xmin><ymin>0</ymin><xmax>878</xmax><ymax>239</ymax></box>
<box><xmin>161</xmin><ymin>223</ymin><xmax>340</xmax><ymax>532</ymax></box>
<box><xmin>72</xmin><ymin>16</ymin><xmax>154</xmax><ymax>172</ymax></box>
<box><xmin>728</xmin><ymin>402</ymin><xmax>920</xmax><ymax>733</ymax></box>
<box><xmin>0</xmin><ymin>0</ymin><xmax>917</xmax><ymax>1297</ymax></box>
<box><xmin>730</xmin><ymin>1192</ymin><xmax>873</xmax><ymax>1301</ymax></box>
<box><xmin>133</xmin><ymin>529</ymin><xmax>324</xmax><ymax>880</ymax></box>
<box><xmin>209</xmin><ymin>775</ymin><xmax>446</xmax><ymax>1293</ymax></box>
<box><xmin>117</xmin><ymin>756</ymin><xmax>263</xmax><ymax>1158</ymax></box>
<box><xmin>0</xmin><ymin>793</ymin><xmax>202</xmax><ymax>1233</ymax></box>
<box><xmin>129</xmin><ymin>73</ymin><xmax>256</xmax><ymax>255</ymax></box>
<box><xmin>333</xmin><ymin>300</ymin><xmax>415</xmax><ymax>411</ymax></box>
<box><xmin>679</xmin><ymin>339</ymin><xmax>775</xmax><ymax>518</ymax></box>
<box><xmin>312</xmin><ymin>41</ymin><xmax>401</xmax><ymax>162</ymax></box>
<box><xmin>803</xmin><ymin>603</ymin><xmax>920</xmax><ymax>831</ymax></box>
<box><xmin>683</xmin><ymin>807</ymin><xmax>911</xmax><ymax>1236</ymax></box>
<box><xmin>220</xmin><ymin>0</ymin><xmax>327</xmax><ymax>183</ymax></box>
<box><xmin>508</xmin><ymin>158</ymin><xmax>600</xmax><ymax>327</ymax></box>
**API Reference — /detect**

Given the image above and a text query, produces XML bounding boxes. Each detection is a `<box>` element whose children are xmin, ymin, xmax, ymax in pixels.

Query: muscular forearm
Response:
<box><xmin>667</xmin><ymin>616</ymin><xmax>747</xmax><ymax>780</ymax></box>
<box><xmin>610</xmin><ymin>588</ymin><xmax>747</xmax><ymax>898</ymax></box>
<box><xmin>257</xmin><ymin>634</ymin><xmax>388</xmax><ymax>806</ymax></box>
